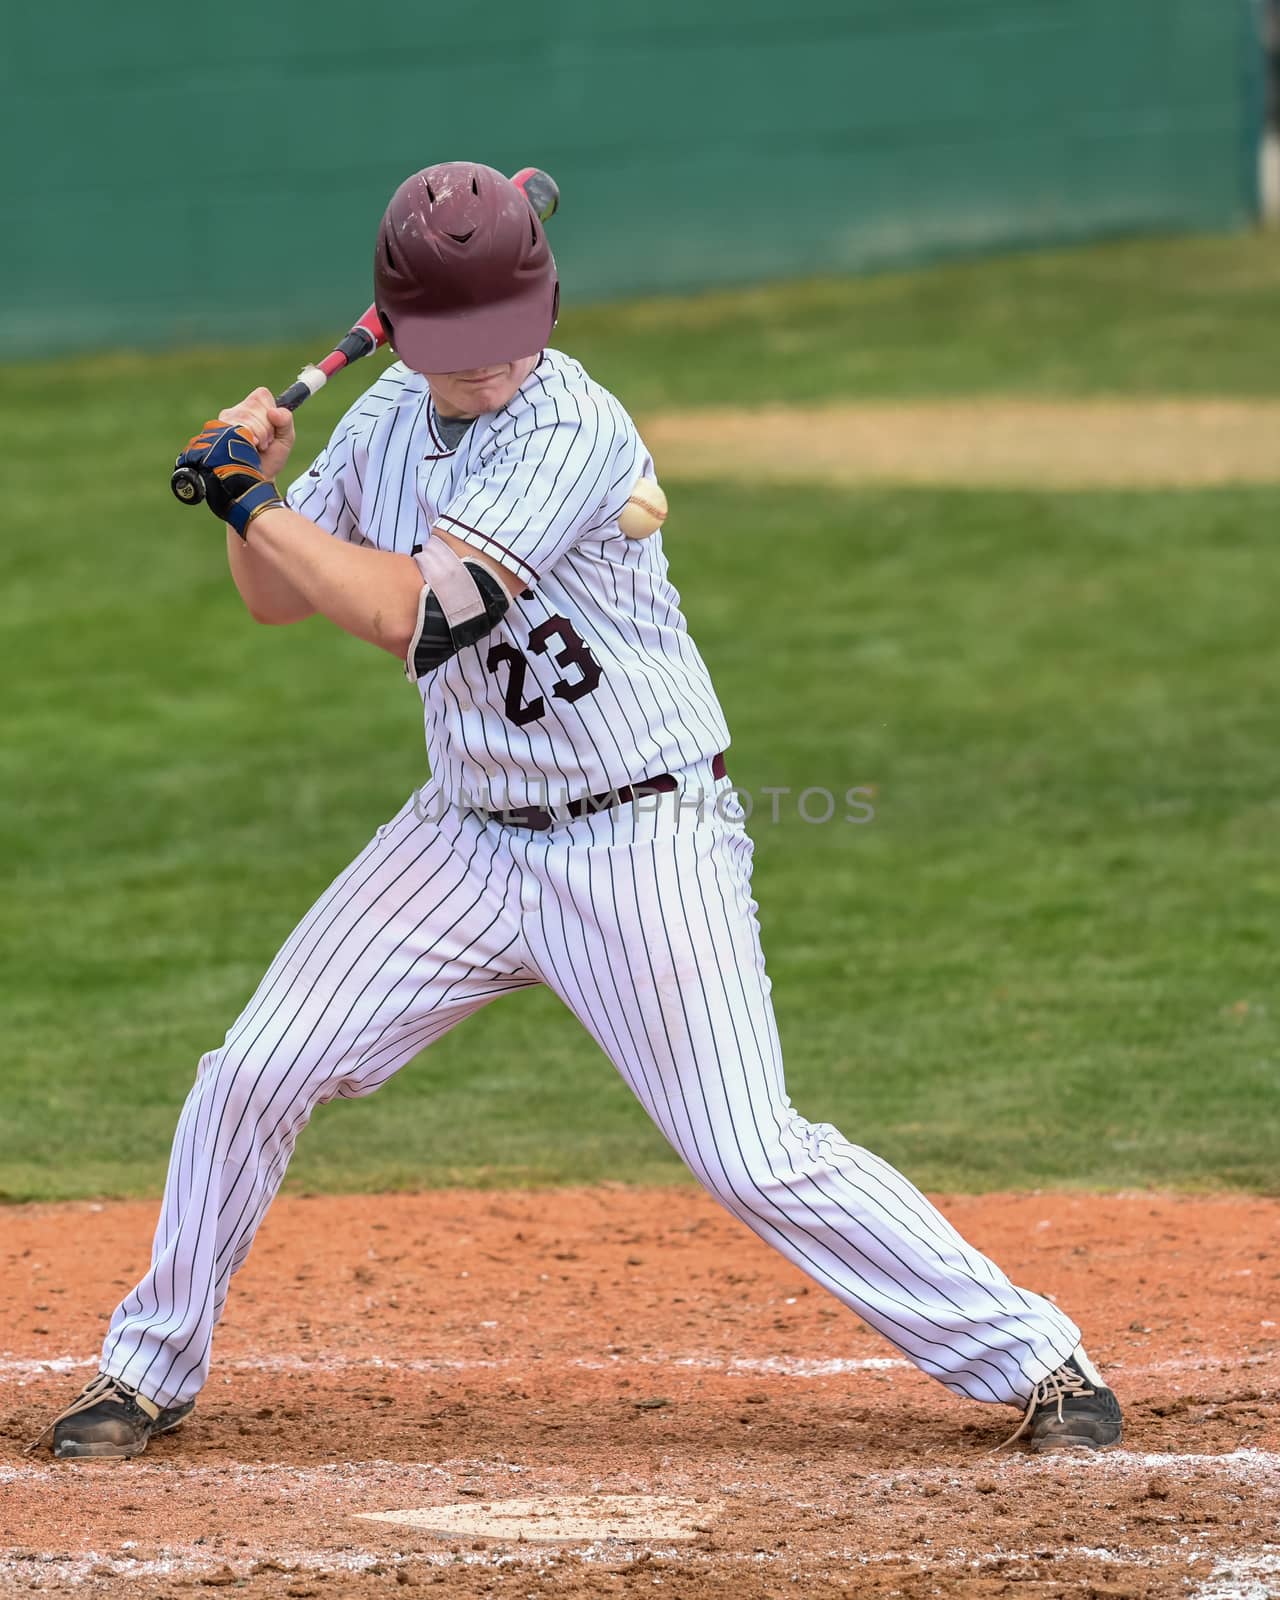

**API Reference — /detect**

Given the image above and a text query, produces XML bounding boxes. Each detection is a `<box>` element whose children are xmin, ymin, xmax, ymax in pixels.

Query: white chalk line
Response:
<box><xmin>3</xmin><ymin>1346</ymin><xmax>1275</xmax><ymax>1387</ymax></box>
<box><xmin>1191</xmin><ymin>1552</ymin><xmax>1280</xmax><ymax>1600</ymax></box>
<box><xmin>855</xmin><ymin>1448</ymin><xmax>1280</xmax><ymax>1495</ymax></box>
<box><xmin>0</xmin><ymin>1351</ymin><xmax>908</xmax><ymax>1381</ymax></box>
<box><xmin>4</xmin><ymin>1446</ymin><xmax>1278</xmax><ymax>1491</ymax></box>
<box><xmin>939</xmin><ymin>1545</ymin><xmax>1279</xmax><ymax>1593</ymax></box>
<box><xmin>4</xmin><ymin>1538</ymin><xmax>1276</xmax><ymax>1586</ymax></box>
<box><xmin>0</xmin><ymin>1551</ymin><xmax>398</xmax><ymax>1585</ymax></box>
<box><xmin>0</xmin><ymin>1456</ymin><xmax>506</xmax><ymax>1488</ymax></box>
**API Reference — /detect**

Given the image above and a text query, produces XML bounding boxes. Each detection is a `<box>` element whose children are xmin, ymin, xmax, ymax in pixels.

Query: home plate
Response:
<box><xmin>357</xmin><ymin>1494</ymin><xmax>718</xmax><ymax>1543</ymax></box>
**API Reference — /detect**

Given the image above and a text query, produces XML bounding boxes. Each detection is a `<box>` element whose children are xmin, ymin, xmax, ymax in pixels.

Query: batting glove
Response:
<box><xmin>175</xmin><ymin>420</ymin><xmax>286</xmax><ymax>538</ymax></box>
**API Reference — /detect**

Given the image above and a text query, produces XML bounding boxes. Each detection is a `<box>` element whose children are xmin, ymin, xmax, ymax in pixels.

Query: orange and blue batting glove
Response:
<box><xmin>175</xmin><ymin>421</ymin><xmax>286</xmax><ymax>538</ymax></box>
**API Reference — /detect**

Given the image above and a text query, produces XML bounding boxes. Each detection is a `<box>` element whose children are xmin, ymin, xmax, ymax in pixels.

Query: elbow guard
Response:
<box><xmin>405</xmin><ymin>540</ymin><xmax>510</xmax><ymax>679</ymax></box>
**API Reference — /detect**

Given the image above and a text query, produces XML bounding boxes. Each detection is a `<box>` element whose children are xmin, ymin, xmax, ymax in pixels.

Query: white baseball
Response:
<box><xmin>618</xmin><ymin>476</ymin><xmax>668</xmax><ymax>540</ymax></box>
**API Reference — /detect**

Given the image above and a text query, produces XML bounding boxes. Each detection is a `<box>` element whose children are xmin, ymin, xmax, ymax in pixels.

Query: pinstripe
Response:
<box><xmin>614</xmin><ymin>556</ymin><xmax>725</xmax><ymax>761</ymax></box>
<box><xmin>208</xmin><ymin>821</ymin><xmax>498</xmax><ymax>1182</ymax></box>
<box><xmin>549</xmin><ymin>812</ymin><xmax>967</xmax><ymax>1382</ymax></box>
<box><xmin>208</xmin><ymin>857</ymin><xmax>528</xmax><ymax>1280</ymax></box>
<box><xmin>223</xmin><ymin>803</ymin><xmax>425</xmax><ymax>1053</ymax></box>
<box><xmin>102</xmin><ymin>805</ymin><xmax>533</xmax><ymax>1405</ymax></box>
<box><xmin>711</xmin><ymin>825</ymin><xmax>1064</xmax><ymax>1349</ymax></box>
<box><xmin>207</xmin><ymin>832</ymin><xmax>469</xmax><ymax>1157</ymax></box>
<box><xmin>546</xmin><ymin>850</ymin><xmax>637</xmax><ymax>1087</ymax></box>
<box><xmin>674</xmin><ymin>835</ymin><xmax>1018</xmax><ymax>1397</ymax></box>
<box><xmin>285</xmin><ymin>350</ymin><xmax>730</xmax><ymax>808</ymax></box>
<box><xmin>497</xmin><ymin>785</ymin><xmax>1077</xmax><ymax>1406</ymax></box>
<box><xmin>508</xmin><ymin>402</ymin><xmax>609</xmax><ymax>573</ymax></box>
<box><xmin>691</xmin><ymin>838</ymin><xmax>1049</xmax><ymax>1363</ymax></box>
<box><xmin>640</xmin><ymin>834</ymin><xmax>996</xmax><ymax>1389</ymax></box>
<box><xmin>100</xmin><ymin>350</ymin><xmax>1086</xmax><ymax>1420</ymax></box>
<box><xmin>204</xmin><ymin>877</ymin><xmax>523</xmax><ymax>1295</ymax></box>
<box><xmin>117</xmin><ymin>846</ymin><xmax>472</xmax><ymax>1396</ymax></box>
<box><xmin>103</xmin><ymin>778</ymin><xmax>1082</xmax><ymax>1409</ymax></box>
<box><xmin>531</xmin><ymin>825</ymin><xmax>656</xmax><ymax>1113</ymax></box>
<box><xmin>577</xmin><ymin>837</ymin><xmax>718</xmax><ymax>1164</ymax></box>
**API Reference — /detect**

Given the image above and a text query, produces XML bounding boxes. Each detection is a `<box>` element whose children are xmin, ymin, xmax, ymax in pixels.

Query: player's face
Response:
<box><xmin>427</xmin><ymin>355</ymin><xmax>539</xmax><ymax>418</ymax></box>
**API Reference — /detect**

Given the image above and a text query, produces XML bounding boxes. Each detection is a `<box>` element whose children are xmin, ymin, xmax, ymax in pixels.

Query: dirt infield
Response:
<box><xmin>641</xmin><ymin>399</ymin><xmax>1280</xmax><ymax>488</ymax></box>
<box><xmin>2</xmin><ymin>1189</ymin><xmax>1277</xmax><ymax>1598</ymax></box>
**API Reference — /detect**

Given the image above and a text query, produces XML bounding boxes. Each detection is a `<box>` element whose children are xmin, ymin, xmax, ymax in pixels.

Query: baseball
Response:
<box><xmin>618</xmin><ymin>476</ymin><xmax>668</xmax><ymax>540</ymax></box>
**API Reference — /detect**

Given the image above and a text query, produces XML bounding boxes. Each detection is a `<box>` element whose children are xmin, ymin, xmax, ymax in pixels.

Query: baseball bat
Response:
<box><xmin>170</xmin><ymin>167</ymin><xmax>560</xmax><ymax>508</ymax></box>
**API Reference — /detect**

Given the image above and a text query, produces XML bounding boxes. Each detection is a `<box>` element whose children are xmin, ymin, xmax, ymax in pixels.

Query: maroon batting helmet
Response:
<box><xmin>374</xmin><ymin>163</ymin><xmax>559</xmax><ymax>373</ymax></box>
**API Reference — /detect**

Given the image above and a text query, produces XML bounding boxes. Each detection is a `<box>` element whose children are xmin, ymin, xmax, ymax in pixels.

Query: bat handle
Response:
<box><xmin>275</xmin><ymin>378</ymin><xmax>312</xmax><ymax>411</ymax></box>
<box><xmin>170</xmin><ymin>369</ymin><xmax>329</xmax><ymax>505</ymax></box>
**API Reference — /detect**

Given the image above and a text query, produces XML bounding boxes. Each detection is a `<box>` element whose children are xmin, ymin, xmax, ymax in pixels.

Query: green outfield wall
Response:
<box><xmin>0</xmin><ymin>0</ymin><xmax>1260</xmax><ymax>357</ymax></box>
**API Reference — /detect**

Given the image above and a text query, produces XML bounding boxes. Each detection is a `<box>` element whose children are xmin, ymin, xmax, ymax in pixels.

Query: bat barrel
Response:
<box><xmin>512</xmin><ymin>167</ymin><xmax>559</xmax><ymax>222</ymax></box>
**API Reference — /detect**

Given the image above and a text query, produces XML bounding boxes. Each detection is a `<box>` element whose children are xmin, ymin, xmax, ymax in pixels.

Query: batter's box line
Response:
<box><xmin>3</xmin><ymin>1446</ymin><xmax>1279</xmax><ymax>1490</ymax></box>
<box><xmin>0</xmin><ymin>1352</ymin><xmax>910</xmax><ymax>1381</ymax></box>
<box><xmin>3</xmin><ymin>1349</ymin><xmax>1275</xmax><ymax>1385</ymax></box>
<box><xmin>0</xmin><ymin>1541</ymin><xmax>1263</xmax><ymax>1586</ymax></box>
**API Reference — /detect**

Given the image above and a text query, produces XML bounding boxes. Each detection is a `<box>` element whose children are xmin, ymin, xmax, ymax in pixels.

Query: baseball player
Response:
<box><xmin>34</xmin><ymin>163</ymin><xmax>1121</xmax><ymax>1459</ymax></box>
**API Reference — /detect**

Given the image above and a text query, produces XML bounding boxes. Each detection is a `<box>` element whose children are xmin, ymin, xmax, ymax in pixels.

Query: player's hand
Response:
<box><xmin>175</xmin><ymin>420</ymin><xmax>285</xmax><ymax>538</ymax></box>
<box><xmin>218</xmin><ymin>387</ymin><xmax>296</xmax><ymax>482</ymax></box>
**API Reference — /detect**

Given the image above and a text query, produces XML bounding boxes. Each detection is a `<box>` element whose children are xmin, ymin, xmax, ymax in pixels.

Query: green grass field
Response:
<box><xmin>3</xmin><ymin>234</ymin><xmax>1278</xmax><ymax>1201</ymax></box>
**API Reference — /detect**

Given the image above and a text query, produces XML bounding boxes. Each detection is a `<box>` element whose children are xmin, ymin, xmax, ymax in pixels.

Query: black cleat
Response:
<box><xmin>27</xmin><ymin>1372</ymin><xmax>195</xmax><ymax>1459</ymax></box>
<box><xmin>999</xmin><ymin>1349</ymin><xmax>1123</xmax><ymax>1453</ymax></box>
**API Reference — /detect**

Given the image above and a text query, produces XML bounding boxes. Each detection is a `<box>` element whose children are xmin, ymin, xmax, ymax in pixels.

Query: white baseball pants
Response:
<box><xmin>102</xmin><ymin>756</ymin><xmax>1080</xmax><ymax>1408</ymax></box>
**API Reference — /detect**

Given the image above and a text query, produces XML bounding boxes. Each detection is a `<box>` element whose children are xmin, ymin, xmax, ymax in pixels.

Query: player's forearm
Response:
<box><xmin>226</xmin><ymin>529</ymin><xmax>316</xmax><ymax>625</ymax></box>
<box><xmin>243</xmin><ymin>506</ymin><xmax>423</xmax><ymax>657</ymax></box>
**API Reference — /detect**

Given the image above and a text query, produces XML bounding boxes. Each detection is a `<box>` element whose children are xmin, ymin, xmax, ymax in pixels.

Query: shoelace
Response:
<box><xmin>992</xmin><ymin>1364</ymin><xmax>1095</xmax><ymax>1452</ymax></box>
<box><xmin>22</xmin><ymin>1371</ymin><xmax>153</xmax><ymax>1456</ymax></box>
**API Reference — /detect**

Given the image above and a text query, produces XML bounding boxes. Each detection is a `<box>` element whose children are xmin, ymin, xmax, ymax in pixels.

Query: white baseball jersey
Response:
<box><xmin>287</xmin><ymin>349</ymin><xmax>729</xmax><ymax>808</ymax></box>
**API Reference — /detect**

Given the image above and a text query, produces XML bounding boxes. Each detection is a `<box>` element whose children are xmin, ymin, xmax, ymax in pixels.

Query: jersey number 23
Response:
<box><xmin>485</xmin><ymin>617</ymin><xmax>603</xmax><ymax>728</ymax></box>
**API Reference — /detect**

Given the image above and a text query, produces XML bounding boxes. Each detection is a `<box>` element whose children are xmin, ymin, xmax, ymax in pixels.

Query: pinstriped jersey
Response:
<box><xmin>286</xmin><ymin>348</ymin><xmax>729</xmax><ymax>808</ymax></box>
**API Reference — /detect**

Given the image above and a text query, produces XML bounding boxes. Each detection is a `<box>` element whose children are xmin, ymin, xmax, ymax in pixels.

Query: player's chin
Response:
<box><xmin>457</xmin><ymin>374</ymin><xmax>518</xmax><ymax>411</ymax></box>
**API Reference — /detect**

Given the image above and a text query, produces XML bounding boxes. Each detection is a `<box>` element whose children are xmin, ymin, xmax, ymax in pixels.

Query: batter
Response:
<box><xmin>35</xmin><ymin>163</ymin><xmax>1122</xmax><ymax>1459</ymax></box>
